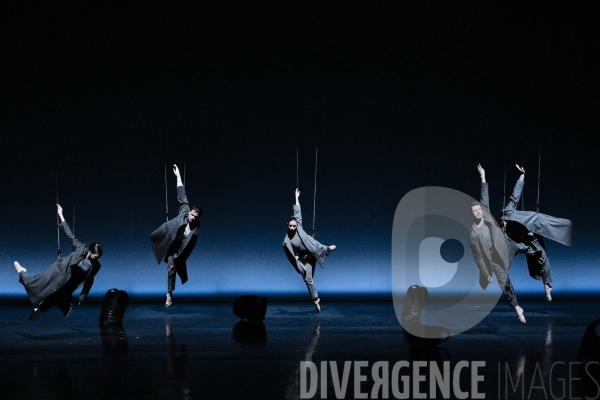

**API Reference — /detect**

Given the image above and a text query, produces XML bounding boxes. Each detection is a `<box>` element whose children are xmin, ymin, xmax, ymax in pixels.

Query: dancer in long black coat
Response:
<box><xmin>150</xmin><ymin>164</ymin><xmax>201</xmax><ymax>307</ymax></box>
<box><xmin>14</xmin><ymin>204</ymin><xmax>102</xmax><ymax>320</ymax></box>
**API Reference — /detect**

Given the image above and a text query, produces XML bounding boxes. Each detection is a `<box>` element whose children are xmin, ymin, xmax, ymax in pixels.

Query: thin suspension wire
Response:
<box><xmin>502</xmin><ymin>164</ymin><xmax>506</xmax><ymax>219</ymax></box>
<box><xmin>536</xmin><ymin>149</ymin><xmax>541</xmax><ymax>212</ymax></box>
<box><xmin>520</xmin><ymin>158</ymin><xmax>524</xmax><ymax>211</ymax></box>
<box><xmin>71</xmin><ymin>201</ymin><xmax>77</xmax><ymax>251</ymax></box>
<box><xmin>52</xmin><ymin>34</ymin><xmax>61</xmax><ymax>261</ymax></box>
<box><xmin>56</xmin><ymin>172</ymin><xmax>61</xmax><ymax>260</ymax></box>
<box><xmin>312</xmin><ymin>145</ymin><xmax>318</xmax><ymax>238</ymax></box>
<box><xmin>296</xmin><ymin>145</ymin><xmax>299</xmax><ymax>189</ymax></box>
<box><xmin>164</xmin><ymin>161</ymin><xmax>169</xmax><ymax>222</ymax></box>
<box><xmin>162</xmin><ymin>99</ymin><xmax>169</xmax><ymax>222</ymax></box>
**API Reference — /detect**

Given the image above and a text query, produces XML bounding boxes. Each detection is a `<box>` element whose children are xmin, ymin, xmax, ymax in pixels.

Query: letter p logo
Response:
<box><xmin>392</xmin><ymin>187</ymin><xmax>503</xmax><ymax>338</ymax></box>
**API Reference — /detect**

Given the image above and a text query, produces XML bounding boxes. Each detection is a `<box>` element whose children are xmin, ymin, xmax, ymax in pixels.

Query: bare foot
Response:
<box><xmin>165</xmin><ymin>293</ymin><xmax>173</xmax><ymax>308</ymax></box>
<box><xmin>313</xmin><ymin>298</ymin><xmax>321</xmax><ymax>312</ymax></box>
<box><xmin>328</xmin><ymin>245</ymin><xmax>336</xmax><ymax>251</ymax></box>
<box><xmin>14</xmin><ymin>261</ymin><xmax>26</xmax><ymax>274</ymax></box>
<box><xmin>544</xmin><ymin>284</ymin><xmax>552</xmax><ymax>301</ymax></box>
<box><xmin>515</xmin><ymin>306</ymin><xmax>526</xmax><ymax>324</ymax></box>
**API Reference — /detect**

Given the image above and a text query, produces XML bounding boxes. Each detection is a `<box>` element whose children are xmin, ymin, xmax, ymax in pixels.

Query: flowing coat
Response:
<box><xmin>150</xmin><ymin>185</ymin><xmax>199</xmax><ymax>285</ymax></box>
<box><xmin>19</xmin><ymin>221</ymin><xmax>100</xmax><ymax>315</ymax></box>
<box><xmin>502</xmin><ymin>178</ymin><xmax>574</xmax><ymax>247</ymax></box>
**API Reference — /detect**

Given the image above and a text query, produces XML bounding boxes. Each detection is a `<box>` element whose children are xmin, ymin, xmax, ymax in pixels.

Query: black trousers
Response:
<box><xmin>492</xmin><ymin>263</ymin><xmax>519</xmax><ymax>308</ymax></box>
<box><xmin>165</xmin><ymin>240</ymin><xmax>183</xmax><ymax>293</ymax></box>
<box><xmin>491</xmin><ymin>248</ymin><xmax>519</xmax><ymax>308</ymax></box>
<box><xmin>526</xmin><ymin>234</ymin><xmax>553</xmax><ymax>286</ymax></box>
<box><xmin>167</xmin><ymin>255</ymin><xmax>177</xmax><ymax>292</ymax></box>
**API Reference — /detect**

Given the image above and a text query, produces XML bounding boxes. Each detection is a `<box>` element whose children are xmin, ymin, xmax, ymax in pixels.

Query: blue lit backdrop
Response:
<box><xmin>0</xmin><ymin>3</ymin><xmax>598</xmax><ymax>302</ymax></box>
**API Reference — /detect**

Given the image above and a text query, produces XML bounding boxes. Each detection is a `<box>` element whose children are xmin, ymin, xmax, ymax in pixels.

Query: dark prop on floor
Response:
<box><xmin>99</xmin><ymin>288</ymin><xmax>129</xmax><ymax>324</ymax></box>
<box><xmin>401</xmin><ymin>284</ymin><xmax>450</xmax><ymax>346</ymax></box>
<box><xmin>232</xmin><ymin>294</ymin><xmax>267</xmax><ymax>321</ymax></box>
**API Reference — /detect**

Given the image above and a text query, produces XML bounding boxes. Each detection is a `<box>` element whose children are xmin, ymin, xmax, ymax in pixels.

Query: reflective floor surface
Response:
<box><xmin>0</xmin><ymin>300</ymin><xmax>598</xmax><ymax>399</ymax></box>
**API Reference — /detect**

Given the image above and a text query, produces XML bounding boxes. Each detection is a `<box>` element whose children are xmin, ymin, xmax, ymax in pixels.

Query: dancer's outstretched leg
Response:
<box><xmin>166</xmin><ymin>256</ymin><xmax>176</xmax><ymax>308</ymax></box>
<box><xmin>14</xmin><ymin>262</ymin><xmax>44</xmax><ymax>320</ymax></box>
<box><xmin>494</xmin><ymin>263</ymin><xmax>525</xmax><ymax>324</ymax></box>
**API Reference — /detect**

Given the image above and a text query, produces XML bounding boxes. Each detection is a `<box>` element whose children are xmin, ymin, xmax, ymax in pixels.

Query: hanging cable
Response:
<box><xmin>502</xmin><ymin>164</ymin><xmax>506</xmax><ymax>219</ymax></box>
<box><xmin>296</xmin><ymin>145</ymin><xmax>299</xmax><ymax>189</ymax></box>
<box><xmin>56</xmin><ymin>173</ymin><xmax>61</xmax><ymax>260</ymax></box>
<box><xmin>520</xmin><ymin>158</ymin><xmax>525</xmax><ymax>211</ymax></box>
<box><xmin>72</xmin><ymin>201</ymin><xmax>76</xmax><ymax>236</ymax></box>
<box><xmin>536</xmin><ymin>150</ymin><xmax>541</xmax><ymax>213</ymax></box>
<box><xmin>312</xmin><ymin>145</ymin><xmax>318</xmax><ymax>238</ymax></box>
<box><xmin>164</xmin><ymin>161</ymin><xmax>169</xmax><ymax>222</ymax></box>
<box><xmin>52</xmin><ymin>32</ymin><xmax>62</xmax><ymax>262</ymax></box>
<box><xmin>161</xmin><ymin>80</ymin><xmax>169</xmax><ymax>223</ymax></box>
<box><xmin>72</xmin><ymin>201</ymin><xmax>77</xmax><ymax>251</ymax></box>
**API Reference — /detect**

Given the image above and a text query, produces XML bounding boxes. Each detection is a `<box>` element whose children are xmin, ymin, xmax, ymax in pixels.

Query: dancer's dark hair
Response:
<box><xmin>88</xmin><ymin>242</ymin><xmax>103</xmax><ymax>257</ymax></box>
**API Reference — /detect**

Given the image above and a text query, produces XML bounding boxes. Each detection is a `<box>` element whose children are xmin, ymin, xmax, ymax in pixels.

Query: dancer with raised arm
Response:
<box><xmin>501</xmin><ymin>164</ymin><xmax>574</xmax><ymax>301</ymax></box>
<box><xmin>469</xmin><ymin>164</ymin><xmax>526</xmax><ymax>323</ymax></box>
<box><xmin>283</xmin><ymin>189</ymin><xmax>336</xmax><ymax>312</ymax></box>
<box><xmin>150</xmin><ymin>164</ymin><xmax>201</xmax><ymax>308</ymax></box>
<box><xmin>14</xmin><ymin>204</ymin><xmax>102</xmax><ymax>320</ymax></box>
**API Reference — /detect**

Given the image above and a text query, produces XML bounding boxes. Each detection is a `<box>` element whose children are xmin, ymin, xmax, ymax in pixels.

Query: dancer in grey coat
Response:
<box><xmin>150</xmin><ymin>164</ymin><xmax>201</xmax><ymax>307</ymax></box>
<box><xmin>14</xmin><ymin>204</ymin><xmax>102</xmax><ymax>320</ymax></box>
<box><xmin>469</xmin><ymin>164</ymin><xmax>526</xmax><ymax>323</ymax></box>
<box><xmin>283</xmin><ymin>189</ymin><xmax>336</xmax><ymax>312</ymax></box>
<box><xmin>501</xmin><ymin>164</ymin><xmax>574</xmax><ymax>301</ymax></box>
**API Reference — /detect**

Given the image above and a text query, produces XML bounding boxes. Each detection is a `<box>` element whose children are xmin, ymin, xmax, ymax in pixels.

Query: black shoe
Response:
<box><xmin>29</xmin><ymin>308</ymin><xmax>42</xmax><ymax>321</ymax></box>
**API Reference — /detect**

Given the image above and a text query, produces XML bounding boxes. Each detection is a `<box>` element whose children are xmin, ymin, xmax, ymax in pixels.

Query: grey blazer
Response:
<box><xmin>283</xmin><ymin>204</ymin><xmax>331</xmax><ymax>270</ymax></box>
<box><xmin>150</xmin><ymin>185</ymin><xmax>199</xmax><ymax>285</ymax></box>
<box><xmin>468</xmin><ymin>182</ymin><xmax>511</xmax><ymax>290</ymax></box>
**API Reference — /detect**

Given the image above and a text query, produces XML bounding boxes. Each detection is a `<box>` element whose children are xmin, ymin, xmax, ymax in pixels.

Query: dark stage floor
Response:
<box><xmin>0</xmin><ymin>300</ymin><xmax>598</xmax><ymax>400</ymax></box>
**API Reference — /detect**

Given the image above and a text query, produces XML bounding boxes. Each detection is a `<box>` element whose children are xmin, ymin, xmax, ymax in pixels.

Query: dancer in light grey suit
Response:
<box><xmin>283</xmin><ymin>189</ymin><xmax>336</xmax><ymax>312</ymax></box>
<box><xmin>468</xmin><ymin>164</ymin><xmax>526</xmax><ymax>324</ymax></box>
<box><xmin>150</xmin><ymin>164</ymin><xmax>201</xmax><ymax>307</ymax></box>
